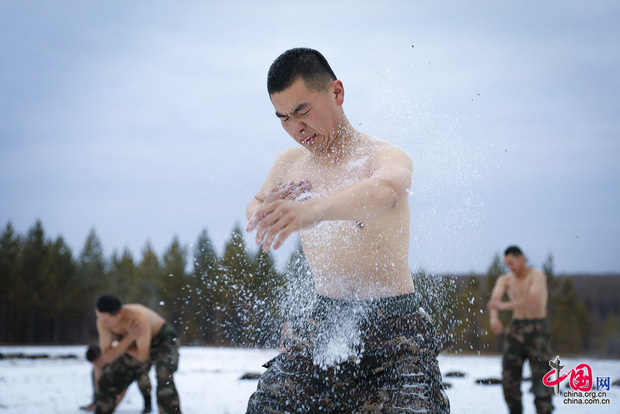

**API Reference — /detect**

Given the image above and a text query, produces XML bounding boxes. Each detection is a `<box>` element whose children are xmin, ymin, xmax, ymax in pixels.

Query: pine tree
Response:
<box><xmin>542</xmin><ymin>252</ymin><xmax>558</xmax><ymax>295</ymax></box>
<box><xmin>192</xmin><ymin>229</ymin><xmax>221</xmax><ymax>344</ymax></box>
<box><xmin>459</xmin><ymin>274</ymin><xmax>484</xmax><ymax>352</ymax></box>
<box><xmin>108</xmin><ymin>248</ymin><xmax>136</xmax><ymax>297</ymax></box>
<box><xmin>249</xmin><ymin>249</ymin><xmax>284</xmax><ymax>347</ymax></box>
<box><xmin>219</xmin><ymin>224</ymin><xmax>254</xmax><ymax>345</ymax></box>
<box><xmin>281</xmin><ymin>242</ymin><xmax>315</xmax><ymax>323</ymax></box>
<box><xmin>77</xmin><ymin>228</ymin><xmax>107</xmax><ymax>341</ymax></box>
<box><xmin>484</xmin><ymin>253</ymin><xmax>505</xmax><ymax>294</ymax></box>
<box><xmin>0</xmin><ymin>222</ymin><xmax>21</xmax><ymax>343</ymax></box>
<box><xmin>135</xmin><ymin>242</ymin><xmax>162</xmax><ymax>310</ymax></box>
<box><xmin>542</xmin><ymin>252</ymin><xmax>558</xmax><ymax>327</ymax></box>
<box><xmin>573</xmin><ymin>300</ymin><xmax>593</xmax><ymax>352</ymax></box>
<box><xmin>550</xmin><ymin>277</ymin><xmax>591</xmax><ymax>354</ymax></box>
<box><xmin>596</xmin><ymin>312</ymin><xmax>620</xmax><ymax>356</ymax></box>
<box><xmin>160</xmin><ymin>237</ymin><xmax>188</xmax><ymax>337</ymax></box>
<box><xmin>17</xmin><ymin>220</ymin><xmax>50</xmax><ymax>343</ymax></box>
<box><xmin>43</xmin><ymin>236</ymin><xmax>77</xmax><ymax>343</ymax></box>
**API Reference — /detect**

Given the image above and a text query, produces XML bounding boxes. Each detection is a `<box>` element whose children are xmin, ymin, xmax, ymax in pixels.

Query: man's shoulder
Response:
<box><xmin>365</xmin><ymin>136</ymin><xmax>403</xmax><ymax>152</ymax></box>
<box><xmin>126</xmin><ymin>303</ymin><xmax>156</xmax><ymax>316</ymax></box>
<box><xmin>497</xmin><ymin>273</ymin><xmax>512</xmax><ymax>284</ymax></box>
<box><xmin>368</xmin><ymin>138</ymin><xmax>411</xmax><ymax>164</ymax></box>
<box><xmin>274</xmin><ymin>146</ymin><xmax>307</xmax><ymax>164</ymax></box>
<box><xmin>529</xmin><ymin>268</ymin><xmax>546</xmax><ymax>280</ymax></box>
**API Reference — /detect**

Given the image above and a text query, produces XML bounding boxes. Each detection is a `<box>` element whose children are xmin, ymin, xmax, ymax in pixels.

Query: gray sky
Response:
<box><xmin>1</xmin><ymin>0</ymin><xmax>619</xmax><ymax>274</ymax></box>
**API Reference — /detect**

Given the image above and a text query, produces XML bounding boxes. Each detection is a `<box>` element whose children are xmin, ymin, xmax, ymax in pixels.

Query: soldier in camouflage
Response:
<box><xmin>245</xmin><ymin>47</ymin><xmax>450</xmax><ymax>412</ymax></box>
<box><xmin>94</xmin><ymin>294</ymin><xmax>181</xmax><ymax>414</ymax></box>
<box><xmin>488</xmin><ymin>246</ymin><xmax>554</xmax><ymax>414</ymax></box>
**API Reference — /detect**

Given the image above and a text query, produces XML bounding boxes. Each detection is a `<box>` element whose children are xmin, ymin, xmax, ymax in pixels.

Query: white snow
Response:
<box><xmin>1</xmin><ymin>346</ymin><xmax>618</xmax><ymax>413</ymax></box>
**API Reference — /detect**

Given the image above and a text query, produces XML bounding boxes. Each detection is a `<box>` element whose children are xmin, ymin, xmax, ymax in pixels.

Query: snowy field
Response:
<box><xmin>1</xmin><ymin>346</ymin><xmax>618</xmax><ymax>413</ymax></box>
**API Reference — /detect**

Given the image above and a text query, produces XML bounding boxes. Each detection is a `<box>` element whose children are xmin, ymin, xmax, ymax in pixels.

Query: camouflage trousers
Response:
<box><xmin>502</xmin><ymin>319</ymin><xmax>554</xmax><ymax>414</ymax></box>
<box><xmin>135</xmin><ymin>371</ymin><xmax>152</xmax><ymax>406</ymax></box>
<box><xmin>90</xmin><ymin>366</ymin><xmax>151</xmax><ymax>405</ymax></box>
<box><xmin>247</xmin><ymin>293</ymin><xmax>450</xmax><ymax>413</ymax></box>
<box><xmin>96</xmin><ymin>323</ymin><xmax>181</xmax><ymax>414</ymax></box>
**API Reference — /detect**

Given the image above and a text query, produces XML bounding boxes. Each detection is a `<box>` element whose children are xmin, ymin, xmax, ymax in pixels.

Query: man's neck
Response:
<box><xmin>316</xmin><ymin>122</ymin><xmax>360</xmax><ymax>162</ymax></box>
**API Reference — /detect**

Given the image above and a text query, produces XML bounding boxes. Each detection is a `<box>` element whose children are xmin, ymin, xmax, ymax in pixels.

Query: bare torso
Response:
<box><xmin>102</xmin><ymin>304</ymin><xmax>166</xmax><ymax>360</ymax></box>
<box><xmin>278</xmin><ymin>137</ymin><xmax>414</xmax><ymax>299</ymax></box>
<box><xmin>109</xmin><ymin>304</ymin><xmax>165</xmax><ymax>338</ymax></box>
<box><xmin>503</xmin><ymin>269</ymin><xmax>548</xmax><ymax>319</ymax></box>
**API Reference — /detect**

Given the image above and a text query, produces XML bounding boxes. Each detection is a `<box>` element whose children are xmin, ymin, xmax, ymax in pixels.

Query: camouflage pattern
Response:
<box><xmin>96</xmin><ymin>323</ymin><xmax>181</xmax><ymax>414</ymax></box>
<box><xmin>89</xmin><ymin>367</ymin><xmax>150</xmax><ymax>408</ymax></box>
<box><xmin>247</xmin><ymin>293</ymin><xmax>450</xmax><ymax>413</ymax></box>
<box><xmin>95</xmin><ymin>353</ymin><xmax>151</xmax><ymax>414</ymax></box>
<box><xmin>502</xmin><ymin>319</ymin><xmax>554</xmax><ymax>414</ymax></box>
<box><xmin>136</xmin><ymin>371</ymin><xmax>152</xmax><ymax>410</ymax></box>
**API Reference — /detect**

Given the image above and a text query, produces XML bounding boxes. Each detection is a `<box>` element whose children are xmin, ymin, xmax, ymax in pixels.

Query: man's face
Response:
<box><xmin>270</xmin><ymin>77</ymin><xmax>342</xmax><ymax>153</ymax></box>
<box><xmin>504</xmin><ymin>254</ymin><xmax>525</xmax><ymax>274</ymax></box>
<box><xmin>95</xmin><ymin>309</ymin><xmax>120</xmax><ymax>328</ymax></box>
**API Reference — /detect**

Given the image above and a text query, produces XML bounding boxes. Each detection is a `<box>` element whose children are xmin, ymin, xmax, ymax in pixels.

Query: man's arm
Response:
<box><xmin>97</xmin><ymin>320</ymin><xmax>142</xmax><ymax>364</ymax></box>
<box><xmin>248</xmin><ymin>145</ymin><xmax>412</xmax><ymax>252</ymax></box>
<box><xmin>126</xmin><ymin>316</ymin><xmax>151</xmax><ymax>362</ymax></box>
<box><xmin>246</xmin><ymin>148</ymin><xmax>300</xmax><ymax>221</ymax></box>
<box><xmin>487</xmin><ymin>275</ymin><xmax>507</xmax><ymax>335</ymax></box>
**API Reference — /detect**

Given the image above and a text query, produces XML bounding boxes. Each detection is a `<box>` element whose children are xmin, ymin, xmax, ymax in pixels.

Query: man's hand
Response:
<box><xmin>247</xmin><ymin>180</ymin><xmax>316</xmax><ymax>252</ymax></box>
<box><xmin>247</xmin><ymin>198</ymin><xmax>321</xmax><ymax>252</ymax></box>
<box><xmin>490</xmin><ymin>316</ymin><xmax>504</xmax><ymax>335</ymax></box>
<box><xmin>265</xmin><ymin>180</ymin><xmax>312</xmax><ymax>204</ymax></box>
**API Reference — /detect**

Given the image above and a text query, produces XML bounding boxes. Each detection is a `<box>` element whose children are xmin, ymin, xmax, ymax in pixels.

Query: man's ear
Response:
<box><xmin>331</xmin><ymin>80</ymin><xmax>345</xmax><ymax>106</ymax></box>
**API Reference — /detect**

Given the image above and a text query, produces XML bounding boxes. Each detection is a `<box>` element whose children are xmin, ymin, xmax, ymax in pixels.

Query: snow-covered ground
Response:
<box><xmin>1</xmin><ymin>346</ymin><xmax>618</xmax><ymax>413</ymax></box>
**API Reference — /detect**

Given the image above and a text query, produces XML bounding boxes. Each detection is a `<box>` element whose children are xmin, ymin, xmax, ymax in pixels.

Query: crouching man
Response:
<box><xmin>94</xmin><ymin>294</ymin><xmax>181</xmax><ymax>414</ymax></box>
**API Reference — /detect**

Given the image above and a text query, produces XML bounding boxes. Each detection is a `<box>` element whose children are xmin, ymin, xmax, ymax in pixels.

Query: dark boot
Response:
<box><xmin>142</xmin><ymin>399</ymin><xmax>152</xmax><ymax>414</ymax></box>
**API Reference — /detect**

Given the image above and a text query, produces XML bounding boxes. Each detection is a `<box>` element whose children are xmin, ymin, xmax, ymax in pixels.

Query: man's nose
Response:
<box><xmin>290</xmin><ymin>118</ymin><xmax>306</xmax><ymax>134</ymax></box>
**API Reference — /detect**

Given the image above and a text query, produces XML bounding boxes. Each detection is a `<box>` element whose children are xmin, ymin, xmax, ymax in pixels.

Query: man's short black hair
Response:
<box><xmin>85</xmin><ymin>345</ymin><xmax>101</xmax><ymax>362</ymax></box>
<box><xmin>504</xmin><ymin>245</ymin><xmax>523</xmax><ymax>257</ymax></box>
<box><xmin>96</xmin><ymin>294</ymin><xmax>122</xmax><ymax>315</ymax></box>
<box><xmin>267</xmin><ymin>47</ymin><xmax>337</xmax><ymax>95</ymax></box>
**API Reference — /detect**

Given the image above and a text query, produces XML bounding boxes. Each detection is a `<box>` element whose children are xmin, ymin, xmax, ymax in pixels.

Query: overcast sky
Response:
<box><xmin>1</xmin><ymin>0</ymin><xmax>619</xmax><ymax>274</ymax></box>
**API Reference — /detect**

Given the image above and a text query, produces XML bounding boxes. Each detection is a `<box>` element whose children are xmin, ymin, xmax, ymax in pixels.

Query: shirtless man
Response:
<box><xmin>245</xmin><ymin>48</ymin><xmax>449</xmax><ymax>413</ymax></box>
<box><xmin>94</xmin><ymin>294</ymin><xmax>181</xmax><ymax>414</ymax></box>
<box><xmin>488</xmin><ymin>246</ymin><xmax>554</xmax><ymax>414</ymax></box>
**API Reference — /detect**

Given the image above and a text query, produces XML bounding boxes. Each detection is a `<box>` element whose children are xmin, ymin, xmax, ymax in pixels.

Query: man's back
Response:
<box><xmin>122</xmin><ymin>304</ymin><xmax>166</xmax><ymax>336</ymax></box>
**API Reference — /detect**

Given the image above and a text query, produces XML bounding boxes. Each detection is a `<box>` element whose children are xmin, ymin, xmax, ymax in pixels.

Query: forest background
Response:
<box><xmin>1</xmin><ymin>220</ymin><xmax>619</xmax><ymax>357</ymax></box>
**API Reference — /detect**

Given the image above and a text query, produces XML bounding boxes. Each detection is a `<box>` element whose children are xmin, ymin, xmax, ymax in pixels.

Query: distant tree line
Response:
<box><xmin>0</xmin><ymin>220</ymin><xmax>287</xmax><ymax>348</ymax></box>
<box><xmin>1</xmin><ymin>220</ymin><xmax>619</xmax><ymax>356</ymax></box>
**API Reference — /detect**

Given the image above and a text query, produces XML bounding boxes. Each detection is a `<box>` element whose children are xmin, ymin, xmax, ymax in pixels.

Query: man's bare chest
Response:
<box><xmin>286</xmin><ymin>158</ymin><xmax>372</xmax><ymax>195</ymax></box>
<box><xmin>507</xmin><ymin>277</ymin><xmax>532</xmax><ymax>298</ymax></box>
<box><xmin>109</xmin><ymin>326</ymin><xmax>128</xmax><ymax>339</ymax></box>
